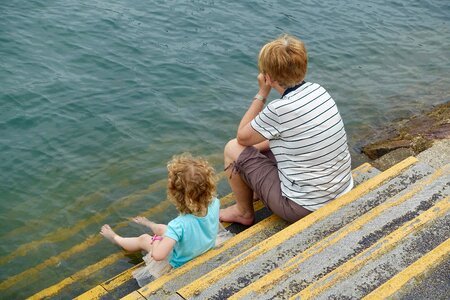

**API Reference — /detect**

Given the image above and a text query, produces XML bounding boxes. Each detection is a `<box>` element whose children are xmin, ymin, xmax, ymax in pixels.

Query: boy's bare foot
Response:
<box><xmin>132</xmin><ymin>216</ymin><xmax>154</xmax><ymax>228</ymax></box>
<box><xmin>219</xmin><ymin>204</ymin><xmax>254</xmax><ymax>226</ymax></box>
<box><xmin>100</xmin><ymin>224</ymin><xmax>118</xmax><ymax>244</ymax></box>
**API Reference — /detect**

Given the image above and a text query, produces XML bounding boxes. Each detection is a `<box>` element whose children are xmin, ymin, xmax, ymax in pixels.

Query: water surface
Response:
<box><xmin>0</xmin><ymin>0</ymin><xmax>449</xmax><ymax>297</ymax></box>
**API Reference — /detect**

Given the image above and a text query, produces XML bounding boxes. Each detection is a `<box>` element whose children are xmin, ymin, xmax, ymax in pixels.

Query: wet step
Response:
<box><xmin>231</xmin><ymin>164</ymin><xmax>449</xmax><ymax>299</ymax></box>
<box><xmin>71</xmin><ymin>199</ymin><xmax>287</xmax><ymax>300</ymax></box>
<box><xmin>172</xmin><ymin>157</ymin><xmax>422</xmax><ymax>299</ymax></box>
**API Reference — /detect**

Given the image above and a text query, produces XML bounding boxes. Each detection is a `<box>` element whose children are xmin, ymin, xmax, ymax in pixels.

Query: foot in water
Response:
<box><xmin>100</xmin><ymin>224</ymin><xmax>118</xmax><ymax>244</ymax></box>
<box><xmin>219</xmin><ymin>204</ymin><xmax>254</xmax><ymax>226</ymax></box>
<box><xmin>132</xmin><ymin>216</ymin><xmax>154</xmax><ymax>228</ymax></box>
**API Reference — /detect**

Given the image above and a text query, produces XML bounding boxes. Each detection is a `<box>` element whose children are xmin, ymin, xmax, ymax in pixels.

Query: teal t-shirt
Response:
<box><xmin>164</xmin><ymin>197</ymin><xmax>220</xmax><ymax>268</ymax></box>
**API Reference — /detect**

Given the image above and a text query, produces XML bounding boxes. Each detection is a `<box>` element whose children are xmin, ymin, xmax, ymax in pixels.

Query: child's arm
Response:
<box><xmin>151</xmin><ymin>236</ymin><xmax>176</xmax><ymax>261</ymax></box>
<box><xmin>133</xmin><ymin>216</ymin><xmax>167</xmax><ymax>236</ymax></box>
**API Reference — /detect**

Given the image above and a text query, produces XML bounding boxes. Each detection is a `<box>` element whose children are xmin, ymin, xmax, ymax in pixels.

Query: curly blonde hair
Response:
<box><xmin>167</xmin><ymin>153</ymin><xmax>216</xmax><ymax>216</ymax></box>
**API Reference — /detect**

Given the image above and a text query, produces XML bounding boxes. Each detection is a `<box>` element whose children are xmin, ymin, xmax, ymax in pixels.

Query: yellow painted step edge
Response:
<box><xmin>363</xmin><ymin>237</ymin><xmax>450</xmax><ymax>300</ymax></box>
<box><xmin>26</xmin><ymin>162</ymin><xmax>371</xmax><ymax>299</ymax></box>
<box><xmin>23</xmin><ymin>183</ymin><xmax>227</xmax><ymax>298</ymax></box>
<box><xmin>290</xmin><ymin>196</ymin><xmax>450</xmax><ymax>300</ymax></box>
<box><xmin>27</xmin><ymin>252</ymin><xmax>124</xmax><ymax>300</ymax></box>
<box><xmin>177</xmin><ymin>156</ymin><xmax>418</xmax><ymax>299</ymax></box>
<box><xmin>136</xmin><ymin>216</ymin><xmax>285</xmax><ymax>298</ymax></box>
<box><xmin>231</xmin><ymin>165</ymin><xmax>445</xmax><ymax>299</ymax></box>
<box><xmin>121</xmin><ymin>290</ymin><xmax>146</xmax><ymax>300</ymax></box>
<box><xmin>0</xmin><ymin>178</ymin><xmax>168</xmax><ymax>267</ymax></box>
<box><xmin>82</xmin><ymin>161</ymin><xmax>373</xmax><ymax>299</ymax></box>
<box><xmin>73</xmin><ymin>200</ymin><xmax>273</xmax><ymax>300</ymax></box>
<box><xmin>1</xmin><ymin>170</ymin><xmax>225</xmax><ymax>290</ymax></box>
<box><xmin>0</xmin><ymin>199</ymin><xmax>172</xmax><ymax>292</ymax></box>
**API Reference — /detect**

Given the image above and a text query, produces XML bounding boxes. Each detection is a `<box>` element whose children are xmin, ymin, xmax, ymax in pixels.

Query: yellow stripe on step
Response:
<box><xmin>121</xmin><ymin>291</ymin><xmax>146</xmax><ymax>300</ymax></box>
<box><xmin>231</xmin><ymin>165</ymin><xmax>446</xmax><ymax>299</ymax></box>
<box><xmin>0</xmin><ymin>199</ymin><xmax>171</xmax><ymax>291</ymax></box>
<box><xmin>363</xmin><ymin>237</ymin><xmax>450</xmax><ymax>300</ymax></box>
<box><xmin>72</xmin><ymin>198</ymin><xmax>267</xmax><ymax>300</ymax></box>
<box><xmin>1</xmin><ymin>170</ymin><xmax>225</xmax><ymax>268</ymax></box>
<box><xmin>0</xmin><ymin>178</ymin><xmax>167</xmax><ymax>267</ymax></box>
<box><xmin>137</xmin><ymin>214</ymin><xmax>286</xmax><ymax>298</ymax></box>
<box><xmin>28</xmin><ymin>252</ymin><xmax>124</xmax><ymax>299</ymax></box>
<box><xmin>177</xmin><ymin>157</ymin><xmax>417</xmax><ymax>298</ymax></box>
<box><xmin>291</xmin><ymin>196</ymin><xmax>450</xmax><ymax>300</ymax></box>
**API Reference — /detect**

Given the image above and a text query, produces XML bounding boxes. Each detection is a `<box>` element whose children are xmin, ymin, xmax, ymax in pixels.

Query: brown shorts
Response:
<box><xmin>231</xmin><ymin>146</ymin><xmax>311</xmax><ymax>223</ymax></box>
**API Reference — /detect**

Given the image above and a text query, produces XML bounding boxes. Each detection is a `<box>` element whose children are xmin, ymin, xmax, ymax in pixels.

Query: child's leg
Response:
<box><xmin>133</xmin><ymin>217</ymin><xmax>167</xmax><ymax>236</ymax></box>
<box><xmin>100</xmin><ymin>224</ymin><xmax>153</xmax><ymax>252</ymax></box>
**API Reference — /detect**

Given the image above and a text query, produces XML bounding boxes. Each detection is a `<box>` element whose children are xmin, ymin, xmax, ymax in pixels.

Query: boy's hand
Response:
<box><xmin>257</xmin><ymin>73</ymin><xmax>271</xmax><ymax>98</ymax></box>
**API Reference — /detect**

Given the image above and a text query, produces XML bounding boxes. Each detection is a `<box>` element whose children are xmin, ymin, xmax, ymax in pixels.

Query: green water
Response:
<box><xmin>1</xmin><ymin>0</ymin><xmax>449</xmax><ymax>298</ymax></box>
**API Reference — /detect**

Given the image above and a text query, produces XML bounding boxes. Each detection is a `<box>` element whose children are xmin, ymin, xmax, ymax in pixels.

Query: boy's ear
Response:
<box><xmin>265</xmin><ymin>74</ymin><xmax>273</xmax><ymax>85</ymax></box>
<box><xmin>265</xmin><ymin>74</ymin><xmax>277</xmax><ymax>87</ymax></box>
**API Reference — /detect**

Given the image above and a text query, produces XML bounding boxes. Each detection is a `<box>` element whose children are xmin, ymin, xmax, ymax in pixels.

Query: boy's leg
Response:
<box><xmin>100</xmin><ymin>224</ymin><xmax>153</xmax><ymax>252</ymax></box>
<box><xmin>219</xmin><ymin>139</ymin><xmax>255</xmax><ymax>225</ymax></box>
<box><xmin>222</xmin><ymin>141</ymin><xmax>312</xmax><ymax>224</ymax></box>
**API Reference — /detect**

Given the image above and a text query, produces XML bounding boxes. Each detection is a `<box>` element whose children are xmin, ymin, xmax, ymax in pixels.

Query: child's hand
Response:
<box><xmin>132</xmin><ymin>216</ymin><xmax>154</xmax><ymax>228</ymax></box>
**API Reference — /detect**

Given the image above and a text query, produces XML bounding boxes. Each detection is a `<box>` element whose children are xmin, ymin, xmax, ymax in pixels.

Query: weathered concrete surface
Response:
<box><xmin>417</xmin><ymin>139</ymin><xmax>450</xmax><ymax>169</ymax></box>
<box><xmin>180</xmin><ymin>163</ymin><xmax>433</xmax><ymax>299</ymax></box>
<box><xmin>316</xmin><ymin>214</ymin><xmax>450</xmax><ymax>300</ymax></box>
<box><xmin>362</xmin><ymin>101</ymin><xmax>450</xmax><ymax>160</ymax></box>
<box><xmin>241</xmin><ymin>168</ymin><xmax>449</xmax><ymax>300</ymax></box>
<box><xmin>397</xmin><ymin>257</ymin><xmax>450</xmax><ymax>300</ymax></box>
<box><xmin>352</xmin><ymin>163</ymin><xmax>381</xmax><ymax>186</ymax></box>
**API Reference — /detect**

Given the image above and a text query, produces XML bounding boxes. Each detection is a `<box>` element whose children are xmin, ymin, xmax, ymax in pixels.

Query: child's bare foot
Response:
<box><xmin>100</xmin><ymin>224</ymin><xmax>118</xmax><ymax>244</ymax></box>
<box><xmin>219</xmin><ymin>204</ymin><xmax>254</xmax><ymax>226</ymax></box>
<box><xmin>132</xmin><ymin>216</ymin><xmax>154</xmax><ymax>228</ymax></box>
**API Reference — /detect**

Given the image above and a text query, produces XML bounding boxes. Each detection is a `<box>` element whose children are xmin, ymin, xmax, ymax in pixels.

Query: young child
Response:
<box><xmin>100</xmin><ymin>153</ymin><xmax>221</xmax><ymax>285</ymax></box>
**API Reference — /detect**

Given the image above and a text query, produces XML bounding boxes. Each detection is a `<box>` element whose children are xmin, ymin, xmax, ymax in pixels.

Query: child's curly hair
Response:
<box><xmin>167</xmin><ymin>153</ymin><xmax>216</xmax><ymax>216</ymax></box>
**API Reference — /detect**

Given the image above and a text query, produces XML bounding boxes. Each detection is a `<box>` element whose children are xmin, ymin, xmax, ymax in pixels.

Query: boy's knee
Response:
<box><xmin>224</xmin><ymin>139</ymin><xmax>245</xmax><ymax>162</ymax></box>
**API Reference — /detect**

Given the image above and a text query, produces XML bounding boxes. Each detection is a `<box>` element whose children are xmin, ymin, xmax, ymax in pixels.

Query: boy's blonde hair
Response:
<box><xmin>258</xmin><ymin>34</ymin><xmax>308</xmax><ymax>88</ymax></box>
<box><xmin>167</xmin><ymin>153</ymin><xmax>216</xmax><ymax>216</ymax></box>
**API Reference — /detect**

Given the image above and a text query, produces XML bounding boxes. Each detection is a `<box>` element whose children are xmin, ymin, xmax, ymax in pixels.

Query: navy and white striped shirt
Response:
<box><xmin>251</xmin><ymin>82</ymin><xmax>353</xmax><ymax>210</ymax></box>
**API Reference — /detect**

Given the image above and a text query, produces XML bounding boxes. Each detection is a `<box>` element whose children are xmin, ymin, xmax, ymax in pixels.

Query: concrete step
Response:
<box><xmin>115</xmin><ymin>163</ymin><xmax>381</xmax><ymax>300</ymax></box>
<box><xmin>231</xmin><ymin>164</ymin><xmax>449</xmax><ymax>299</ymax></box>
<box><xmin>27</xmin><ymin>188</ymin><xmax>236</xmax><ymax>300</ymax></box>
<box><xmin>292</xmin><ymin>197</ymin><xmax>449</xmax><ymax>300</ymax></box>
<box><xmin>175</xmin><ymin>157</ymin><xmax>421</xmax><ymax>299</ymax></box>
<box><xmin>74</xmin><ymin>200</ymin><xmax>288</xmax><ymax>300</ymax></box>
<box><xmin>30</xmin><ymin>162</ymin><xmax>379</xmax><ymax>299</ymax></box>
<box><xmin>363</xmin><ymin>238</ymin><xmax>450</xmax><ymax>300</ymax></box>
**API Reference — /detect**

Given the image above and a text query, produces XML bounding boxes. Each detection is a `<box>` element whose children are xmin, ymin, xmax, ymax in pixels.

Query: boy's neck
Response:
<box><xmin>274</xmin><ymin>83</ymin><xmax>285</xmax><ymax>95</ymax></box>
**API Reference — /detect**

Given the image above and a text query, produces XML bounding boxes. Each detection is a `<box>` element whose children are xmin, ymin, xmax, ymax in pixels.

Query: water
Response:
<box><xmin>0</xmin><ymin>0</ymin><xmax>449</xmax><ymax>297</ymax></box>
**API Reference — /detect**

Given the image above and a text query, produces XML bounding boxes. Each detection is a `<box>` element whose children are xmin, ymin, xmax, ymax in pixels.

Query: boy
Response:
<box><xmin>220</xmin><ymin>34</ymin><xmax>353</xmax><ymax>225</ymax></box>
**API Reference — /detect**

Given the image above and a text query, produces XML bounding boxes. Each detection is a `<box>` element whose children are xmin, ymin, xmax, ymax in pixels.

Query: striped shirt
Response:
<box><xmin>251</xmin><ymin>82</ymin><xmax>353</xmax><ymax>210</ymax></box>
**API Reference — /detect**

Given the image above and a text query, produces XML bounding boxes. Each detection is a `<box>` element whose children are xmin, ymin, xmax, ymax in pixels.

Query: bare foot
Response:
<box><xmin>219</xmin><ymin>204</ymin><xmax>254</xmax><ymax>226</ymax></box>
<box><xmin>100</xmin><ymin>224</ymin><xmax>118</xmax><ymax>244</ymax></box>
<box><xmin>132</xmin><ymin>216</ymin><xmax>154</xmax><ymax>228</ymax></box>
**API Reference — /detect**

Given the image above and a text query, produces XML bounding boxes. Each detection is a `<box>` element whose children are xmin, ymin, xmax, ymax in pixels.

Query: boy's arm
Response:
<box><xmin>254</xmin><ymin>140</ymin><xmax>270</xmax><ymax>151</ymax></box>
<box><xmin>151</xmin><ymin>236</ymin><xmax>176</xmax><ymax>261</ymax></box>
<box><xmin>237</xmin><ymin>73</ymin><xmax>271</xmax><ymax>146</ymax></box>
